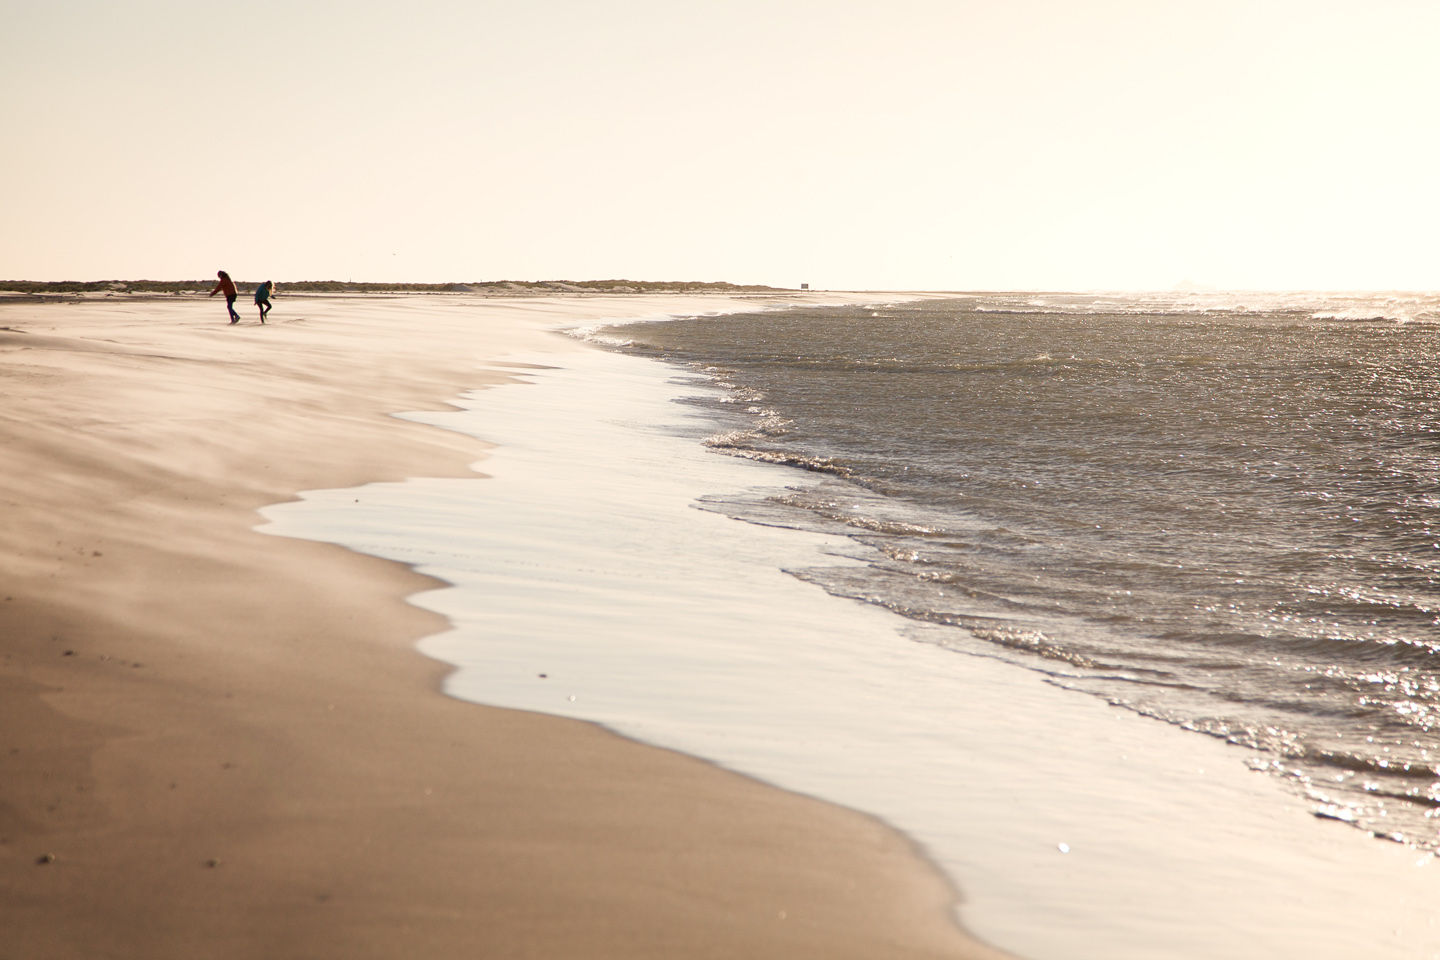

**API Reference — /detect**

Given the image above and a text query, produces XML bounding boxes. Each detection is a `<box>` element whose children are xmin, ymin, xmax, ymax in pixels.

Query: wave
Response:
<box><xmin>701</xmin><ymin>433</ymin><xmax>850</xmax><ymax>474</ymax></box>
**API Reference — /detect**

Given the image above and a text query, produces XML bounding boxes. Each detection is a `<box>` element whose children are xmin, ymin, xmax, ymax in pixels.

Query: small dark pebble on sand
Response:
<box><xmin>36</xmin><ymin>853</ymin><xmax>55</xmax><ymax>864</ymax></box>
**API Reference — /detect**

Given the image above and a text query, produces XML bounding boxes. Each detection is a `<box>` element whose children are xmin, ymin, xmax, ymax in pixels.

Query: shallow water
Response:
<box><xmin>260</xmin><ymin>317</ymin><xmax>1440</xmax><ymax>960</ymax></box>
<box><xmin>606</xmin><ymin>292</ymin><xmax>1440</xmax><ymax>850</ymax></box>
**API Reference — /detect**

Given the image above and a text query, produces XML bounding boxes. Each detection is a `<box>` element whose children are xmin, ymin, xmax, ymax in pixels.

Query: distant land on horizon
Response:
<box><xmin>0</xmin><ymin>279</ymin><xmax>793</xmax><ymax>297</ymax></box>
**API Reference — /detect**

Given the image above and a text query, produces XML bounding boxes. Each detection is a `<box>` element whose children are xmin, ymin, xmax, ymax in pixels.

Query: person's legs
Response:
<box><xmin>226</xmin><ymin>295</ymin><xmax>239</xmax><ymax>322</ymax></box>
<box><xmin>260</xmin><ymin>300</ymin><xmax>271</xmax><ymax>322</ymax></box>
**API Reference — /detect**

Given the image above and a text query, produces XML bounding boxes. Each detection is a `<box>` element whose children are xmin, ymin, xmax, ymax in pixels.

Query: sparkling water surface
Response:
<box><xmin>606</xmin><ymin>291</ymin><xmax>1440</xmax><ymax>849</ymax></box>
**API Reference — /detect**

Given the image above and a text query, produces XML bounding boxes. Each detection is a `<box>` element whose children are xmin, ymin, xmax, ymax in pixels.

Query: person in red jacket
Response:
<box><xmin>208</xmin><ymin>270</ymin><xmax>240</xmax><ymax>323</ymax></box>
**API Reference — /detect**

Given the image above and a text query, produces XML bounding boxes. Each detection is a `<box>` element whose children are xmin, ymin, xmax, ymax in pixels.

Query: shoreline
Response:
<box><xmin>0</xmin><ymin>293</ymin><xmax>1002</xmax><ymax>958</ymax></box>
<box><xmin>264</xmin><ymin>314</ymin><xmax>1440</xmax><ymax>959</ymax></box>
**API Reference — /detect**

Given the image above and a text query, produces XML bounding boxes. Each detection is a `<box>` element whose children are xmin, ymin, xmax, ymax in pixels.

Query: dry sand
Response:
<box><xmin>0</xmin><ymin>293</ymin><xmax>1010</xmax><ymax>959</ymax></box>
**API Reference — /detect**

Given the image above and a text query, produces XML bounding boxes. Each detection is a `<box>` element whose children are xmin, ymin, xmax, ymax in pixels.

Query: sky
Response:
<box><xmin>5</xmin><ymin>0</ymin><xmax>1440</xmax><ymax>291</ymax></box>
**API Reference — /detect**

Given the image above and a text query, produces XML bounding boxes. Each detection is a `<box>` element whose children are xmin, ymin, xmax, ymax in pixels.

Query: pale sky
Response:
<box><xmin>5</xmin><ymin>0</ymin><xmax>1439</xmax><ymax>291</ymax></box>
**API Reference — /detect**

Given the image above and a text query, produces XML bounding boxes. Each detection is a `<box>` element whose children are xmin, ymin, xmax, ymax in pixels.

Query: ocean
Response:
<box><xmin>260</xmin><ymin>292</ymin><xmax>1440</xmax><ymax>959</ymax></box>
<box><xmin>606</xmin><ymin>292</ymin><xmax>1440</xmax><ymax>850</ymax></box>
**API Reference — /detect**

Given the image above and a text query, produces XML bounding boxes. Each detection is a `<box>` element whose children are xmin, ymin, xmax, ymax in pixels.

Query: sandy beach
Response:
<box><xmin>0</xmin><ymin>292</ymin><xmax>1009</xmax><ymax>959</ymax></box>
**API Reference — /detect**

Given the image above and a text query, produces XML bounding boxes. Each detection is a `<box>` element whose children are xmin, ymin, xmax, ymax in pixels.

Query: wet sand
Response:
<box><xmin>0</xmin><ymin>293</ymin><xmax>1009</xmax><ymax>959</ymax></box>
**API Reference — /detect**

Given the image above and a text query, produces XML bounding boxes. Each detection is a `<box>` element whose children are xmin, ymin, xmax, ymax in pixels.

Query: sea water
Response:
<box><xmin>260</xmin><ymin>293</ymin><xmax>1440</xmax><ymax>959</ymax></box>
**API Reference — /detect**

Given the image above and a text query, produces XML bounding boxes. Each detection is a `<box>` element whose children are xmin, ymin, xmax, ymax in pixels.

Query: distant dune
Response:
<box><xmin>0</xmin><ymin>279</ymin><xmax>790</xmax><ymax>297</ymax></box>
